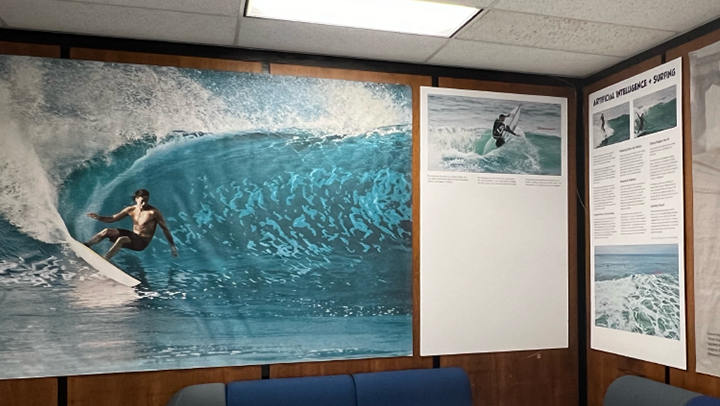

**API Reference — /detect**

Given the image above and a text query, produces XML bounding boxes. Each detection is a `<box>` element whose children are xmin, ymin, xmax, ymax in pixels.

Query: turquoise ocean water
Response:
<box><xmin>0</xmin><ymin>56</ymin><xmax>413</xmax><ymax>378</ymax></box>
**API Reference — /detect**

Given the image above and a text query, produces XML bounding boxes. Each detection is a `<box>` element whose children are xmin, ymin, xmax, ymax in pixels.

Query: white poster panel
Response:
<box><xmin>588</xmin><ymin>58</ymin><xmax>686</xmax><ymax>369</ymax></box>
<box><xmin>690</xmin><ymin>41</ymin><xmax>720</xmax><ymax>377</ymax></box>
<box><xmin>419</xmin><ymin>87</ymin><xmax>569</xmax><ymax>356</ymax></box>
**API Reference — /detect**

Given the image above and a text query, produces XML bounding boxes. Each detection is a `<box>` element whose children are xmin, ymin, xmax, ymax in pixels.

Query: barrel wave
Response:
<box><xmin>0</xmin><ymin>55</ymin><xmax>413</xmax><ymax>378</ymax></box>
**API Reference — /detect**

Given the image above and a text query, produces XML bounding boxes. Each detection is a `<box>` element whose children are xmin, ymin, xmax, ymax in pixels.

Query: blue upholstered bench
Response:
<box><xmin>605</xmin><ymin>376</ymin><xmax>720</xmax><ymax>406</ymax></box>
<box><xmin>167</xmin><ymin>367</ymin><xmax>472</xmax><ymax>406</ymax></box>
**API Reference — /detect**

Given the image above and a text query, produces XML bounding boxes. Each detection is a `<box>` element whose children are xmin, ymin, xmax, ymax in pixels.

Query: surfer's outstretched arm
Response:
<box><xmin>156</xmin><ymin>211</ymin><xmax>178</xmax><ymax>257</ymax></box>
<box><xmin>86</xmin><ymin>207</ymin><xmax>131</xmax><ymax>223</ymax></box>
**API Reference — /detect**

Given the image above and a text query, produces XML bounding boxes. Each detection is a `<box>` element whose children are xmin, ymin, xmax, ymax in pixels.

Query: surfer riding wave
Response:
<box><xmin>85</xmin><ymin>189</ymin><xmax>178</xmax><ymax>260</ymax></box>
<box><xmin>492</xmin><ymin>113</ymin><xmax>518</xmax><ymax>148</ymax></box>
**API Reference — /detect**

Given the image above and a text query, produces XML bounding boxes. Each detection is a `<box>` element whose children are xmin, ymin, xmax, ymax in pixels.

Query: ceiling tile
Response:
<box><xmin>237</xmin><ymin>17</ymin><xmax>448</xmax><ymax>64</ymax></box>
<box><xmin>56</xmin><ymin>0</ymin><xmax>242</xmax><ymax>16</ymax></box>
<box><xmin>428</xmin><ymin>39</ymin><xmax>623</xmax><ymax>77</ymax></box>
<box><xmin>493</xmin><ymin>0</ymin><xmax>720</xmax><ymax>32</ymax></box>
<box><xmin>458</xmin><ymin>10</ymin><xmax>674</xmax><ymax>57</ymax></box>
<box><xmin>0</xmin><ymin>0</ymin><xmax>237</xmax><ymax>45</ymax></box>
<box><xmin>427</xmin><ymin>0</ymin><xmax>493</xmax><ymax>7</ymax></box>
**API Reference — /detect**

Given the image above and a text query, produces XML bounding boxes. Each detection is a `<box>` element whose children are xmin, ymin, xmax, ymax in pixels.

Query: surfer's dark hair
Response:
<box><xmin>133</xmin><ymin>189</ymin><xmax>150</xmax><ymax>200</ymax></box>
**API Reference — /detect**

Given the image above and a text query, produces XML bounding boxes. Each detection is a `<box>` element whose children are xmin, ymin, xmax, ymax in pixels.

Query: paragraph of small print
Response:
<box><xmin>428</xmin><ymin>175</ymin><xmax>469</xmax><ymax>184</ymax></box>
<box><xmin>478</xmin><ymin>177</ymin><xmax>517</xmax><ymax>186</ymax></box>
<box><xmin>708</xmin><ymin>332</ymin><xmax>720</xmax><ymax>358</ymax></box>
<box><xmin>525</xmin><ymin>178</ymin><xmax>563</xmax><ymax>188</ymax></box>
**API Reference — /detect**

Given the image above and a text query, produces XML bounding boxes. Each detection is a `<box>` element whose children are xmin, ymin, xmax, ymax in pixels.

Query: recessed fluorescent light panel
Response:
<box><xmin>245</xmin><ymin>0</ymin><xmax>480</xmax><ymax>38</ymax></box>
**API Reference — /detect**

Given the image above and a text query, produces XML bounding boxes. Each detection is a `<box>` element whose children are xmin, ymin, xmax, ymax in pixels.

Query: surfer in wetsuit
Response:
<box><xmin>600</xmin><ymin>113</ymin><xmax>606</xmax><ymax>137</ymax></box>
<box><xmin>637</xmin><ymin>112</ymin><xmax>646</xmax><ymax>134</ymax></box>
<box><xmin>85</xmin><ymin>189</ymin><xmax>178</xmax><ymax>260</ymax></box>
<box><xmin>492</xmin><ymin>114</ymin><xmax>517</xmax><ymax>148</ymax></box>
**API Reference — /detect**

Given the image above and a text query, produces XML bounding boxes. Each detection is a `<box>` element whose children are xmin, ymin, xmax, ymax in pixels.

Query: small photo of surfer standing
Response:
<box><xmin>427</xmin><ymin>94</ymin><xmax>563</xmax><ymax>176</ymax></box>
<box><xmin>633</xmin><ymin>85</ymin><xmax>677</xmax><ymax>138</ymax></box>
<box><xmin>593</xmin><ymin>102</ymin><xmax>630</xmax><ymax>149</ymax></box>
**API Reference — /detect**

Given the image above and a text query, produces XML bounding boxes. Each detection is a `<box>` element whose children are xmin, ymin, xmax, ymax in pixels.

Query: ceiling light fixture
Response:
<box><xmin>245</xmin><ymin>0</ymin><xmax>480</xmax><ymax>38</ymax></box>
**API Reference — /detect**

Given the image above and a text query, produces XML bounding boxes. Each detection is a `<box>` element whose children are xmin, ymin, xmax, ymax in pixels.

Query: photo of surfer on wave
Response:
<box><xmin>426</xmin><ymin>93</ymin><xmax>563</xmax><ymax>176</ymax></box>
<box><xmin>633</xmin><ymin>85</ymin><xmax>677</xmax><ymax>138</ymax></box>
<box><xmin>492</xmin><ymin>113</ymin><xmax>518</xmax><ymax>148</ymax></box>
<box><xmin>593</xmin><ymin>103</ymin><xmax>630</xmax><ymax>149</ymax></box>
<box><xmin>85</xmin><ymin>189</ymin><xmax>178</xmax><ymax>260</ymax></box>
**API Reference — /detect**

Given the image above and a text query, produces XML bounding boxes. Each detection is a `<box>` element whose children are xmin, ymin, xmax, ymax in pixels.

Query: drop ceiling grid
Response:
<box><xmin>428</xmin><ymin>38</ymin><xmax>623</xmax><ymax>77</ymax></box>
<box><xmin>0</xmin><ymin>0</ymin><xmax>719</xmax><ymax>77</ymax></box>
<box><xmin>456</xmin><ymin>9</ymin><xmax>676</xmax><ymax>57</ymax></box>
<box><xmin>490</xmin><ymin>0</ymin><xmax>720</xmax><ymax>32</ymax></box>
<box><xmin>0</xmin><ymin>0</ymin><xmax>239</xmax><ymax>45</ymax></box>
<box><xmin>53</xmin><ymin>0</ymin><xmax>242</xmax><ymax>16</ymax></box>
<box><xmin>235</xmin><ymin>16</ymin><xmax>449</xmax><ymax>64</ymax></box>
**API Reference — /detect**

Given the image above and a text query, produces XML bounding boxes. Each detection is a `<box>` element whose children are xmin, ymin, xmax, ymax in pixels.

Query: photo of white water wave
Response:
<box><xmin>426</xmin><ymin>94</ymin><xmax>563</xmax><ymax>176</ymax></box>
<box><xmin>594</xmin><ymin>244</ymin><xmax>680</xmax><ymax>340</ymax></box>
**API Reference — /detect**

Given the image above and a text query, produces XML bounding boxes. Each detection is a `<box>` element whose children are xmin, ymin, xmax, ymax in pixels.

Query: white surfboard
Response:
<box><xmin>67</xmin><ymin>239</ymin><xmax>141</xmax><ymax>287</ymax></box>
<box><xmin>502</xmin><ymin>105</ymin><xmax>523</xmax><ymax>142</ymax></box>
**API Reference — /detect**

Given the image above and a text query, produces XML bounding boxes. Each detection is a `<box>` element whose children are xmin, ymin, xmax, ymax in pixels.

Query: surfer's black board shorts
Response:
<box><xmin>495</xmin><ymin>137</ymin><xmax>505</xmax><ymax>148</ymax></box>
<box><xmin>110</xmin><ymin>229</ymin><xmax>152</xmax><ymax>251</ymax></box>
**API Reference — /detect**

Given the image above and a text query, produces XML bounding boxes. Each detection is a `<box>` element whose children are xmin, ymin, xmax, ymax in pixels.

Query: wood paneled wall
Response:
<box><xmin>0</xmin><ymin>41</ymin><xmax>59</xmax><ymax>58</ymax></box>
<box><xmin>0</xmin><ymin>41</ymin><xmax>578</xmax><ymax>406</ymax></box>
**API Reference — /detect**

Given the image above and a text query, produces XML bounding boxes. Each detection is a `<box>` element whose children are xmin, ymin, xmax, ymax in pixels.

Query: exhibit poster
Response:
<box><xmin>588</xmin><ymin>58</ymin><xmax>686</xmax><ymax>369</ymax></box>
<box><xmin>419</xmin><ymin>87</ymin><xmax>569</xmax><ymax>355</ymax></box>
<box><xmin>0</xmin><ymin>55</ymin><xmax>413</xmax><ymax>379</ymax></box>
<box><xmin>690</xmin><ymin>40</ymin><xmax>720</xmax><ymax>377</ymax></box>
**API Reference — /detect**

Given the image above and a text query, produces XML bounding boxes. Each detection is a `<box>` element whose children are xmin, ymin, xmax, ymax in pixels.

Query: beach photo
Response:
<box><xmin>593</xmin><ymin>103</ymin><xmax>630</xmax><ymax>149</ymax></box>
<box><xmin>594</xmin><ymin>244</ymin><xmax>680</xmax><ymax>340</ymax></box>
<box><xmin>634</xmin><ymin>85</ymin><xmax>677</xmax><ymax>137</ymax></box>
<box><xmin>426</xmin><ymin>94</ymin><xmax>563</xmax><ymax>176</ymax></box>
<box><xmin>0</xmin><ymin>55</ymin><xmax>413</xmax><ymax>379</ymax></box>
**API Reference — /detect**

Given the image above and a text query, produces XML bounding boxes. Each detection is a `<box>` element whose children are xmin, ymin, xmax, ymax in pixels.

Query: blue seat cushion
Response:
<box><xmin>226</xmin><ymin>375</ymin><xmax>356</xmax><ymax>406</ymax></box>
<box><xmin>353</xmin><ymin>368</ymin><xmax>472</xmax><ymax>406</ymax></box>
<box><xmin>687</xmin><ymin>396</ymin><xmax>720</xmax><ymax>406</ymax></box>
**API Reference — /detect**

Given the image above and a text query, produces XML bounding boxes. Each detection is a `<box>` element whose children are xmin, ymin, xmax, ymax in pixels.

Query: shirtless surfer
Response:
<box><xmin>85</xmin><ymin>189</ymin><xmax>178</xmax><ymax>260</ymax></box>
<box><xmin>600</xmin><ymin>113</ymin><xmax>607</xmax><ymax>137</ymax></box>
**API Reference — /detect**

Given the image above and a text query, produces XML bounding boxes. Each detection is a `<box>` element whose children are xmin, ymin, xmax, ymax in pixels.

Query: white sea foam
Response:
<box><xmin>593</xmin><ymin>124</ymin><xmax>614</xmax><ymax>148</ymax></box>
<box><xmin>0</xmin><ymin>56</ymin><xmax>410</xmax><ymax>244</ymax></box>
<box><xmin>427</xmin><ymin>126</ymin><xmax>481</xmax><ymax>168</ymax></box>
<box><xmin>595</xmin><ymin>273</ymin><xmax>680</xmax><ymax>340</ymax></box>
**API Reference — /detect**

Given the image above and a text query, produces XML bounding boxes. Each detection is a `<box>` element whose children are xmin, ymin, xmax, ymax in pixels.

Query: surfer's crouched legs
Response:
<box><xmin>85</xmin><ymin>228</ymin><xmax>118</xmax><ymax>247</ymax></box>
<box><xmin>105</xmin><ymin>234</ymin><xmax>130</xmax><ymax>260</ymax></box>
<box><xmin>85</xmin><ymin>228</ymin><xmax>129</xmax><ymax>260</ymax></box>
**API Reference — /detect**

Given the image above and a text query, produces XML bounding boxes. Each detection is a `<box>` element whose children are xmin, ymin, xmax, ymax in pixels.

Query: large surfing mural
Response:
<box><xmin>0</xmin><ymin>55</ymin><xmax>413</xmax><ymax>379</ymax></box>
